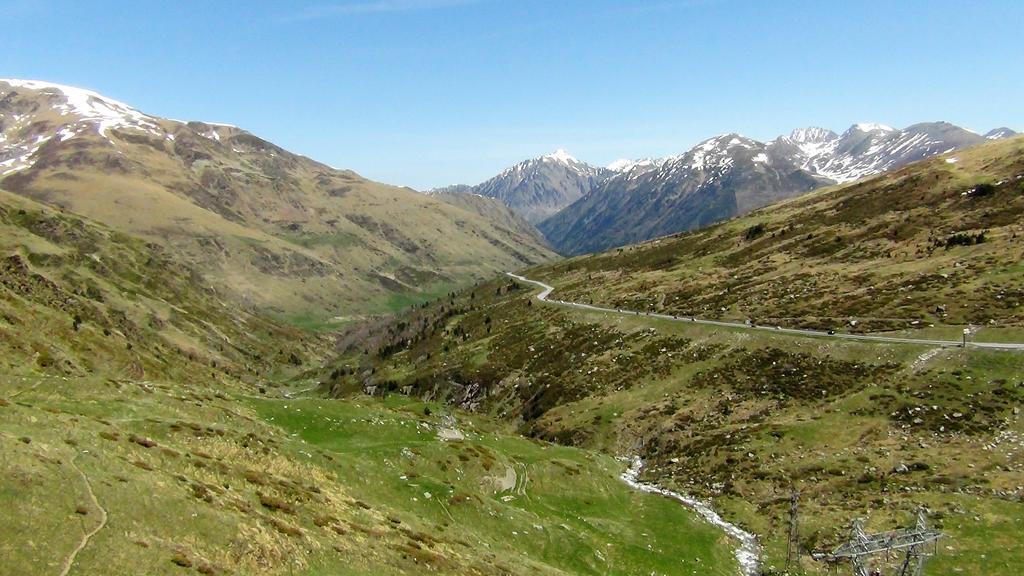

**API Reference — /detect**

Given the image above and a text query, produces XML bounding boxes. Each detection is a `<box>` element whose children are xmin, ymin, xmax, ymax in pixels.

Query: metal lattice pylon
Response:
<box><xmin>813</xmin><ymin>508</ymin><xmax>942</xmax><ymax>576</ymax></box>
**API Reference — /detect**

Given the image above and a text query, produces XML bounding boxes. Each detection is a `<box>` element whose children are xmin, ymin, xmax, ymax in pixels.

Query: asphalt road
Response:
<box><xmin>506</xmin><ymin>272</ymin><xmax>1024</xmax><ymax>351</ymax></box>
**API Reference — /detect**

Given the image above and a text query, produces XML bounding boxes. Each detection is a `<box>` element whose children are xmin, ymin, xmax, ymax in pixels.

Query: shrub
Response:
<box><xmin>743</xmin><ymin>223</ymin><xmax>767</xmax><ymax>241</ymax></box>
<box><xmin>968</xmin><ymin>183</ymin><xmax>996</xmax><ymax>197</ymax></box>
<box><xmin>943</xmin><ymin>231</ymin><xmax>986</xmax><ymax>249</ymax></box>
<box><xmin>170</xmin><ymin>552</ymin><xmax>192</xmax><ymax>568</ymax></box>
<box><xmin>258</xmin><ymin>492</ymin><xmax>295</xmax><ymax>514</ymax></box>
<box><xmin>129</xmin><ymin>434</ymin><xmax>157</xmax><ymax>448</ymax></box>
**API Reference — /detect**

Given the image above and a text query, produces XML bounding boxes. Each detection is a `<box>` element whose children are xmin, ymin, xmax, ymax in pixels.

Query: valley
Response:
<box><xmin>323</xmin><ymin>136</ymin><xmax>1024</xmax><ymax>575</ymax></box>
<box><xmin>324</xmin><ymin>269</ymin><xmax>1023</xmax><ymax>576</ymax></box>
<box><xmin>0</xmin><ymin>176</ymin><xmax>737</xmax><ymax>575</ymax></box>
<box><xmin>0</xmin><ymin>80</ymin><xmax>744</xmax><ymax>576</ymax></box>
<box><xmin>1</xmin><ymin>68</ymin><xmax>1020</xmax><ymax>576</ymax></box>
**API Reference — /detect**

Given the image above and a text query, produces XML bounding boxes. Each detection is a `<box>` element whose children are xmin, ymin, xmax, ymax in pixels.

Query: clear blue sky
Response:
<box><xmin>2</xmin><ymin>0</ymin><xmax>1021</xmax><ymax>189</ymax></box>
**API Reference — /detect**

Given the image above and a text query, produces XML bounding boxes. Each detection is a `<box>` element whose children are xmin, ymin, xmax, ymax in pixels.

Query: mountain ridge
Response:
<box><xmin>432</xmin><ymin>149</ymin><xmax>613</xmax><ymax>225</ymax></box>
<box><xmin>539</xmin><ymin>121</ymin><xmax>1011</xmax><ymax>254</ymax></box>
<box><xmin>0</xmin><ymin>78</ymin><xmax>556</xmax><ymax>323</ymax></box>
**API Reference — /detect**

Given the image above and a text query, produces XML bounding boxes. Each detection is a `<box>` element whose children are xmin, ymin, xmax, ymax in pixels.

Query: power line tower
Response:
<box><xmin>785</xmin><ymin>489</ymin><xmax>802</xmax><ymax>573</ymax></box>
<box><xmin>813</xmin><ymin>508</ymin><xmax>942</xmax><ymax>576</ymax></box>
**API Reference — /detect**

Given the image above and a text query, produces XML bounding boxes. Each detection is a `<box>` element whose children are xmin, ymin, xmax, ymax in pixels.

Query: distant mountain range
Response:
<box><xmin>0</xmin><ymin>79</ymin><xmax>555</xmax><ymax>319</ymax></box>
<box><xmin>430</xmin><ymin>150</ymin><xmax>614</xmax><ymax>224</ymax></box>
<box><xmin>439</xmin><ymin>122</ymin><xmax>1017</xmax><ymax>255</ymax></box>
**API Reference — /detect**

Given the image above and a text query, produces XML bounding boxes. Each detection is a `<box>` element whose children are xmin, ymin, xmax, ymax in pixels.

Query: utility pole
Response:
<box><xmin>785</xmin><ymin>489</ymin><xmax>802</xmax><ymax>573</ymax></box>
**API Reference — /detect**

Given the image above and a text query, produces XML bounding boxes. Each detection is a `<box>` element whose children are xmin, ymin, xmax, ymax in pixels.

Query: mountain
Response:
<box><xmin>986</xmin><ymin>127</ymin><xmax>1018</xmax><ymax>139</ymax></box>
<box><xmin>0</xmin><ymin>185</ymin><xmax>324</xmax><ymax>383</ymax></box>
<box><xmin>0</xmin><ymin>177</ymin><xmax>734</xmax><ymax>576</ymax></box>
<box><xmin>539</xmin><ymin>134</ymin><xmax>830</xmax><ymax>255</ymax></box>
<box><xmin>605</xmin><ymin>157</ymin><xmax>664</xmax><ymax>173</ymax></box>
<box><xmin>540</xmin><ymin>121</ymin><xmax>995</xmax><ymax>255</ymax></box>
<box><xmin>0</xmin><ymin>79</ymin><xmax>555</xmax><ymax>323</ymax></box>
<box><xmin>454</xmin><ymin>150</ymin><xmax>612</xmax><ymax>224</ymax></box>
<box><xmin>426</xmin><ymin>184</ymin><xmax>475</xmax><ymax>195</ymax></box>
<box><xmin>427</xmin><ymin>190</ymin><xmax>549</xmax><ymax>248</ymax></box>
<box><xmin>777</xmin><ymin>121</ymin><xmax>984</xmax><ymax>183</ymax></box>
<box><xmin>326</xmin><ymin>135</ymin><xmax>1024</xmax><ymax>576</ymax></box>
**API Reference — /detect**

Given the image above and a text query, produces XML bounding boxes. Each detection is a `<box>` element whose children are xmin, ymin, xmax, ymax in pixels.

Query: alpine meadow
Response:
<box><xmin>1</xmin><ymin>2</ymin><xmax>1021</xmax><ymax>576</ymax></box>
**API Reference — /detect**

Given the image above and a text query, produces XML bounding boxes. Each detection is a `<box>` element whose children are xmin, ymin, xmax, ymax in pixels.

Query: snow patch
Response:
<box><xmin>1</xmin><ymin>78</ymin><xmax>165</xmax><ymax>139</ymax></box>
<box><xmin>607</xmin><ymin>157</ymin><xmax>663</xmax><ymax>173</ymax></box>
<box><xmin>543</xmin><ymin>148</ymin><xmax>578</xmax><ymax>164</ymax></box>
<box><xmin>853</xmin><ymin>122</ymin><xmax>895</xmax><ymax>133</ymax></box>
<box><xmin>56</xmin><ymin>127</ymin><xmax>78</xmax><ymax>142</ymax></box>
<box><xmin>0</xmin><ymin>134</ymin><xmax>51</xmax><ymax>175</ymax></box>
<box><xmin>606</xmin><ymin>158</ymin><xmax>635</xmax><ymax>171</ymax></box>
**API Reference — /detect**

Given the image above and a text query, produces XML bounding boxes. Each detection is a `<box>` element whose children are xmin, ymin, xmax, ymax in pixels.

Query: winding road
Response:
<box><xmin>507</xmin><ymin>273</ymin><xmax>1024</xmax><ymax>351</ymax></box>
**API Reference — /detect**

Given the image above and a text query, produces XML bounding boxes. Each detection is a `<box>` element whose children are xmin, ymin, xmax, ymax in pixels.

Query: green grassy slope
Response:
<box><xmin>0</xmin><ymin>188</ymin><xmax>322</xmax><ymax>383</ymax></box>
<box><xmin>1</xmin><ymin>375</ymin><xmax>736</xmax><ymax>576</ymax></box>
<box><xmin>324</xmin><ymin>138</ymin><xmax>1024</xmax><ymax>575</ymax></box>
<box><xmin>430</xmin><ymin>191</ymin><xmax>551</xmax><ymax>248</ymax></box>
<box><xmin>0</xmin><ymin>189</ymin><xmax>733</xmax><ymax>575</ymax></box>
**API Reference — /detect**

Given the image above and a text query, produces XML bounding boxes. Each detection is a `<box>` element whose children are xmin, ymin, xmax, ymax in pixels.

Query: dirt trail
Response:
<box><xmin>59</xmin><ymin>456</ymin><xmax>108</xmax><ymax>576</ymax></box>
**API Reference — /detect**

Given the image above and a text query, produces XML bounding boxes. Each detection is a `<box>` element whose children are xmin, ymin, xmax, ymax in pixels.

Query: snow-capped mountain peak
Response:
<box><xmin>850</xmin><ymin>122</ymin><xmax>896</xmax><ymax>134</ymax></box>
<box><xmin>1</xmin><ymin>78</ymin><xmax>243</xmax><ymax>177</ymax></box>
<box><xmin>606</xmin><ymin>158</ymin><xmax>635</xmax><ymax>171</ymax></box>
<box><xmin>669</xmin><ymin>133</ymin><xmax>758</xmax><ymax>172</ymax></box>
<box><xmin>786</xmin><ymin>127</ymin><xmax>838</xmax><ymax>144</ymax></box>
<box><xmin>541</xmin><ymin>120</ymin><xmax>993</xmax><ymax>256</ymax></box>
<box><xmin>778</xmin><ymin>121</ymin><xmax>983</xmax><ymax>184</ymax></box>
<box><xmin>543</xmin><ymin>148</ymin><xmax>578</xmax><ymax>164</ymax></box>
<box><xmin>985</xmin><ymin>127</ymin><xmax>1018</xmax><ymax>140</ymax></box>
<box><xmin>2</xmin><ymin>78</ymin><xmax>163</xmax><ymax>139</ymax></box>
<box><xmin>457</xmin><ymin>150</ymin><xmax>613</xmax><ymax>223</ymax></box>
<box><xmin>606</xmin><ymin>157</ymin><xmax>664</xmax><ymax>173</ymax></box>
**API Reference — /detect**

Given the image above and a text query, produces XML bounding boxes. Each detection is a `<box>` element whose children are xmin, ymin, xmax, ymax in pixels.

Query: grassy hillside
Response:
<box><xmin>0</xmin><ymin>188</ymin><xmax>322</xmax><ymax>383</ymax></box>
<box><xmin>324</xmin><ymin>138</ymin><xmax>1024</xmax><ymax>575</ymax></box>
<box><xmin>430</xmin><ymin>191</ymin><xmax>550</xmax><ymax>248</ymax></box>
<box><xmin>0</xmin><ymin>189</ymin><xmax>734</xmax><ymax>575</ymax></box>
<box><xmin>538</xmin><ymin>136</ymin><xmax>1024</xmax><ymax>335</ymax></box>
<box><xmin>0</xmin><ymin>81</ymin><xmax>555</xmax><ymax>325</ymax></box>
<box><xmin>1</xmin><ymin>376</ymin><xmax>738</xmax><ymax>576</ymax></box>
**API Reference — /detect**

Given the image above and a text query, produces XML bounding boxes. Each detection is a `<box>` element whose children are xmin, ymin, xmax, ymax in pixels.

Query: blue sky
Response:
<box><xmin>2</xmin><ymin>0</ymin><xmax>1021</xmax><ymax>189</ymax></box>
